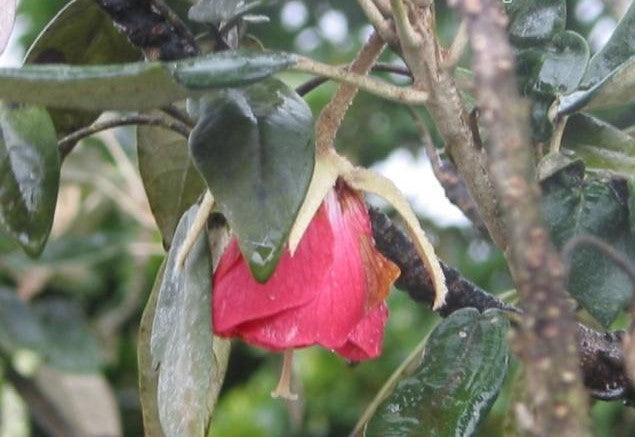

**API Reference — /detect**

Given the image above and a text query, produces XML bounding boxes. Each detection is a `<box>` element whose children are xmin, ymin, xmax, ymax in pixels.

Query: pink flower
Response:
<box><xmin>212</xmin><ymin>182</ymin><xmax>400</xmax><ymax>361</ymax></box>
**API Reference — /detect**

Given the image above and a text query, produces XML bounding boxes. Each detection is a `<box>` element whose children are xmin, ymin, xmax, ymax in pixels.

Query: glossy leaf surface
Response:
<box><xmin>150</xmin><ymin>205</ymin><xmax>228</xmax><ymax>436</ymax></box>
<box><xmin>541</xmin><ymin>157</ymin><xmax>634</xmax><ymax>326</ymax></box>
<box><xmin>365</xmin><ymin>308</ymin><xmax>510</xmax><ymax>437</ymax></box>
<box><xmin>189</xmin><ymin>79</ymin><xmax>314</xmax><ymax>281</ymax></box>
<box><xmin>0</xmin><ymin>51</ymin><xmax>297</xmax><ymax>111</ymax></box>
<box><xmin>532</xmin><ymin>31</ymin><xmax>589</xmax><ymax>96</ymax></box>
<box><xmin>0</xmin><ymin>103</ymin><xmax>60</xmax><ymax>256</ymax></box>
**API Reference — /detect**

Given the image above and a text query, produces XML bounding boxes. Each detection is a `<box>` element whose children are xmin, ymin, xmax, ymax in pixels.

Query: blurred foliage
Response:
<box><xmin>1</xmin><ymin>0</ymin><xmax>634</xmax><ymax>436</ymax></box>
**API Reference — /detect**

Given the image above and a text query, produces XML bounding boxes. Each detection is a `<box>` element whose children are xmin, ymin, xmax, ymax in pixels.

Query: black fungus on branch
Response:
<box><xmin>94</xmin><ymin>0</ymin><xmax>198</xmax><ymax>60</ymax></box>
<box><xmin>370</xmin><ymin>207</ymin><xmax>635</xmax><ymax>402</ymax></box>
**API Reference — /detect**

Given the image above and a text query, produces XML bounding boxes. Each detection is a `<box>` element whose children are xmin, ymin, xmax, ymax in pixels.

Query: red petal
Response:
<box><xmin>334</xmin><ymin>303</ymin><xmax>389</xmax><ymax>361</ymax></box>
<box><xmin>213</xmin><ymin>183</ymin><xmax>397</xmax><ymax>360</ymax></box>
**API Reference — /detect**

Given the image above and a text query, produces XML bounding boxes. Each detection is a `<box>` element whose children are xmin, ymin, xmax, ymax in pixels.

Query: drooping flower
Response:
<box><xmin>212</xmin><ymin>181</ymin><xmax>400</xmax><ymax>361</ymax></box>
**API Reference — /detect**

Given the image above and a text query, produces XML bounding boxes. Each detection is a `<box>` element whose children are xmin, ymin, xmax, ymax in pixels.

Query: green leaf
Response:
<box><xmin>24</xmin><ymin>0</ymin><xmax>141</xmax><ymax>136</ymax></box>
<box><xmin>32</xmin><ymin>298</ymin><xmax>102</xmax><ymax>373</ymax></box>
<box><xmin>558</xmin><ymin>57</ymin><xmax>635</xmax><ymax>114</ymax></box>
<box><xmin>506</xmin><ymin>0</ymin><xmax>566</xmax><ymax>46</ymax></box>
<box><xmin>150</xmin><ymin>204</ymin><xmax>229</xmax><ymax>436</ymax></box>
<box><xmin>532</xmin><ymin>31</ymin><xmax>589</xmax><ymax>96</ymax></box>
<box><xmin>0</xmin><ymin>287</ymin><xmax>46</xmax><ymax>357</ymax></box>
<box><xmin>138</xmin><ymin>260</ymin><xmax>167</xmax><ymax>437</ymax></box>
<box><xmin>0</xmin><ymin>103</ymin><xmax>60</xmax><ymax>256</ymax></box>
<box><xmin>562</xmin><ymin>113</ymin><xmax>635</xmax><ymax>175</ymax></box>
<box><xmin>138</xmin><ymin>113</ymin><xmax>204</xmax><ymax>248</ymax></box>
<box><xmin>558</xmin><ymin>2</ymin><xmax>635</xmax><ymax>114</ymax></box>
<box><xmin>580</xmin><ymin>1</ymin><xmax>635</xmax><ymax>90</ymax></box>
<box><xmin>189</xmin><ymin>78</ymin><xmax>314</xmax><ymax>281</ymax></box>
<box><xmin>0</xmin><ymin>51</ymin><xmax>297</xmax><ymax>111</ymax></box>
<box><xmin>541</xmin><ymin>159</ymin><xmax>634</xmax><ymax>326</ymax></box>
<box><xmin>365</xmin><ymin>308</ymin><xmax>510</xmax><ymax>437</ymax></box>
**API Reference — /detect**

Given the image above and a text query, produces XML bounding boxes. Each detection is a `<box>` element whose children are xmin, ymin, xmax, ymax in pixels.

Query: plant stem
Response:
<box><xmin>58</xmin><ymin>115</ymin><xmax>190</xmax><ymax>159</ymax></box>
<box><xmin>293</xmin><ymin>56</ymin><xmax>428</xmax><ymax>105</ymax></box>
<box><xmin>450</xmin><ymin>0</ymin><xmax>590</xmax><ymax>434</ymax></box>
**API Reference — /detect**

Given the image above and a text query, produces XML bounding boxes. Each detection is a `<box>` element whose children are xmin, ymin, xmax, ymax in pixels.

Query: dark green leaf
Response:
<box><xmin>150</xmin><ymin>204</ymin><xmax>228</xmax><ymax>436</ymax></box>
<box><xmin>532</xmin><ymin>31</ymin><xmax>589</xmax><ymax>96</ymax></box>
<box><xmin>0</xmin><ymin>287</ymin><xmax>46</xmax><ymax>356</ymax></box>
<box><xmin>0</xmin><ymin>103</ymin><xmax>60</xmax><ymax>256</ymax></box>
<box><xmin>32</xmin><ymin>298</ymin><xmax>102</xmax><ymax>373</ymax></box>
<box><xmin>0</xmin><ymin>51</ymin><xmax>297</xmax><ymax>111</ymax></box>
<box><xmin>558</xmin><ymin>2</ymin><xmax>635</xmax><ymax>114</ymax></box>
<box><xmin>189</xmin><ymin>78</ymin><xmax>314</xmax><ymax>281</ymax></box>
<box><xmin>541</xmin><ymin>159</ymin><xmax>634</xmax><ymax>326</ymax></box>
<box><xmin>138</xmin><ymin>260</ymin><xmax>166</xmax><ymax>437</ymax></box>
<box><xmin>365</xmin><ymin>308</ymin><xmax>510</xmax><ymax>437</ymax></box>
<box><xmin>138</xmin><ymin>112</ymin><xmax>204</xmax><ymax>248</ymax></box>
<box><xmin>24</xmin><ymin>0</ymin><xmax>141</xmax><ymax>136</ymax></box>
<box><xmin>506</xmin><ymin>0</ymin><xmax>566</xmax><ymax>46</ymax></box>
<box><xmin>562</xmin><ymin>113</ymin><xmax>635</xmax><ymax>175</ymax></box>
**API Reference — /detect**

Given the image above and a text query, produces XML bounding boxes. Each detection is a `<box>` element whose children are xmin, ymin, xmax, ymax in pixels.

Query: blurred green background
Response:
<box><xmin>1</xmin><ymin>0</ymin><xmax>634</xmax><ymax>436</ymax></box>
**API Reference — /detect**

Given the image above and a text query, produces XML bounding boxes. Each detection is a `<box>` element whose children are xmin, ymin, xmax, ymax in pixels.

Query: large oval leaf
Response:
<box><xmin>0</xmin><ymin>51</ymin><xmax>297</xmax><ymax>111</ymax></box>
<box><xmin>138</xmin><ymin>112</ymin><xmax>204</xmax><ymax>248</ymax></box>
<box><xmin>364</xmin><ymin>308</ymin><xmax>510</xmax><ymax>437</ymax></box>
<box><xmin>541</xmin><ymin>157</ymin><xmax>634</xmax><ymax>326</ymax></box>
<box><xmin>189</xmin><ymin>78</ymin><xmax>314</xmax><ymax>281</ymax></box>
<box><xmin>0</xmin><ymin>103</ymin><xmax>60</xmax><ymax>256</ymax></box>
<box><xmin>24</xmin><ymin>0</ymin><xmax>141</xmax><ymax>136</ymax></box>
<box><xmin>150</xmin><ymin>204</ymin><xmax>230</xmax><ymax>436</ymax></box>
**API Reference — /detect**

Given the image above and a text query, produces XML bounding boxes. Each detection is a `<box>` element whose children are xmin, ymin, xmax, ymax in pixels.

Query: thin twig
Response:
<box><xmin>315</xmin><ymin>32</ymin><xmax>386</xmax><ymax>153</ymax></box>
<box><xmin>293</xmin><ymin>56</ymin><xmax>427</xmax><ymax>104</ymax></box>
<box><xmin>408</xmin><ymin>107</ymin><xmax>490</xmax><ymax>236</ymax></box>
<box><xmin>58</xmin><ymin>115</ymin><xmax>190</xmax><ymax>159</ymax></box>
<box><xmin>295</xmin><ymin>63</ymin><xmax>412</xmax><ymax>96</ymax></box>
<box><xmin>356</xmin><ymin>0</ymin><xmax>397</xmax><ymax>44</ymax></box>
<box><xmin>161</xmin><ymin>104</ymin><xmax>195</xmax><ymax>127</ymax></box>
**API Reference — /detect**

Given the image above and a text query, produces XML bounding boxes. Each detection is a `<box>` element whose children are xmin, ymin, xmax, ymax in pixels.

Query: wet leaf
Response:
<box><xmin>0</xmin><ymin>51</ymin><xmax>297</xmax><ymax>111</ymax></box>
<box><xmin>32</xmin><ymin>298</ymin><xmax>102</xmax><ymax>373</ymax></box>
<box><xmin>138</xmin><ymin>112</ymin><xmax>204</xmax><ymax>248</ymax></box>
<box><xmin>541</xmin><ymin>159</ymin><xmax>634</xmax><ymax>326</ymax></box>
<box><xmin>562</xmin><ymin>113</ymin><xmax>635</xmax><ymax>175</ymax></box>
<box><xmin>365</xmin><ymin>308</ymin><xmax>510</xmax><ymax>437</ymax></box>
<box><xmin>506</xmin><ymin>0</ymin><xmax>566</xmax><ymax>46</ymax></box>
<box><xmin>24</xmin><ymin>0</ymin><xmax>140</xmax><ymax>136</ymax></box>
<box><xmin>0</xmin><ymin>0</ymin><xmax>16</xmax><ymax>55</ymax></box>
<box><xmin>150</xmin><ymin>204</ymin><xmax>229</xmax><ymax>436</ymax></box>
<box><xmin>189</xmin><ymin>79</ymin><xmax>314</xmax><ymax>282</ymax></box>
<box><xmin>532</xmin><ymin>31</ymin><xmax>589</xmax><ymax>96</ymax></box>
<box><xmin>0</xmin><ymin>103</ymin><xmax>60</xmax><ymax>256</ymax></box>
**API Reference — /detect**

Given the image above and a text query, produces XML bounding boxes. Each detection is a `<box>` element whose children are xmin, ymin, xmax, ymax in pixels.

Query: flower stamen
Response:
<box><xmin>271</xmin><ymin>349</ymin><xmax>298</xmax><ymax>401</ymax></box>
